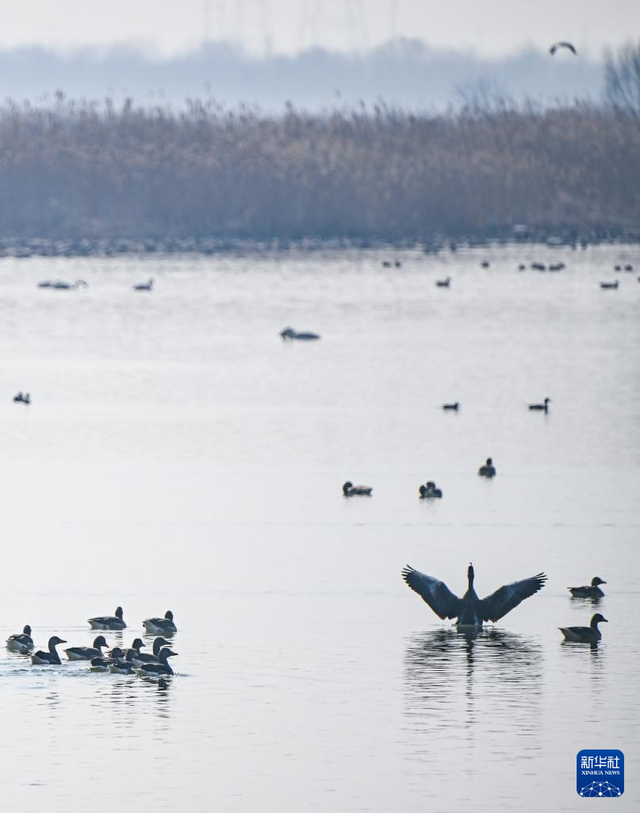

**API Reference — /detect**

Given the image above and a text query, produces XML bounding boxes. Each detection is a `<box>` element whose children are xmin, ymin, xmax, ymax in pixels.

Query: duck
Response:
<box><xmin>569</xmin><ymin>577</ymin><xmax>606</xmax><ymax>599</ymax></box>
<box><xmin>279</xmin><ymin>327</ymin><xmax>321</xmax><ymax>340</ymax></box>
<box><xmin>6</xmin><ymin>624</ymin><xmax>34</xmax><ymax>654</ymax></box>
<box><xmin>435</xmin><ymin>277</ymin><xmax>451</xmax><ymax>287</ymax></box>
<box><xmin>559</xmin><ymin>613</ymin><xmax>608</xmax><ymax>643</ymax></box>
<box><xmin>402</xmin><ymin>562</ymin><xmax>547</xmax><ymax>626</ymax></box>
<box><xmin>531</xmin><ymin>262</ymin><xmax>546</xmax><ymax>271</ymax></box>
<box><xmin>88</xmin><ymin>606</ymin><xmax>126</xmax><ymax>630</ymax></box>
<box><xmin>23</xmin><ymin>393</ymin><xmax>31</xmax><ymax>404</ymax></box>
<box><xmin>133</xmin><ymin>278</ymin><xmax>154</xmax><ymax>291</ymax></box>
<box><xmin>614</xmin><ymin>265</ymin><xmax>622</xmax><ymax>271</ymax></box>
<box><xmin>90</xmin><ymin>647</ymin><xmax>125</xmax><ymax>672</ymax></box>
<box><xmin>143</xmin><ymin>610</ymin><xmax>177</xmax><ymax>635</ymax></box>
<box><xmin>624</xmin><ymin>264</ymin><xmax>633</xmax><ymax>271</ymax></box>
<box><xmin>518</xmin><ymin>264</ymin><xmax>526</xmax><ymax>271</ymax></box>
<box><xmin>478</xmin><ymin>458</ymin><xmax>496</xmax><ymax>477</ymax></box>
<box><xmin>31</xmin><ymin>636</ymin><xmax>67</xmax><ymax>665</ymax></box>
<box><xmin>46</xmin><ymin>279</ymin><xmax>88</xmax><ymax>290</ymax></box>
<box><xmin>480</xmin><ymin>261</ymin><xmax>490</xmax><ymax>268</ymax></box>
<box><xmin>13</xmin><ymin>392</ymin><xmax>24</xmax><ymax>402</ymax></box>
<box><xmin>600</xmin><ymin>281</ymin><xmax>619</xmax><ymax>289</ymax></box>
<box><xmin>343</xmin><ymin>481</ymin><xmax>373</xmax><ymax>497</ymax></box>
<box><xmin>419</xmin><ymin>482</ymin><xmax>442</xmax><ymax>498</ymax></box>
<box><xmin>136</xmin><ymin>647</ymin><xmax>178</xmax><ymax>677</ymax></box>
<box><xmin>109</xmin><ymin>653</ymin><xmax>136</xmax><ymax>675</ymax></box>
<box><xmin>130</xmin><ymin>637</ymin><xmax>171</xmax><ymax>666</ymax></box>
<box><xmin>442</xmin><ymin>402</ymin><xmax>459</xmax><ymax>411</ymax></box>
<box><xmin>64</xmin><ymin>635</ymin><xmax>109</xmax><ymax>661</ymax></box>
<box><xmin>528</xmin><ymin>397</ymin><xmax>551</xmax><ymax>412</ymax></box>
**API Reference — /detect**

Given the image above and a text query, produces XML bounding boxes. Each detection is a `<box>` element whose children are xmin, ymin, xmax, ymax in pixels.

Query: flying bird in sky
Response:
<box><xmin>550</xmin><ymin>42</ymin><xmax>577</xmax><ymax>56</ymax></box>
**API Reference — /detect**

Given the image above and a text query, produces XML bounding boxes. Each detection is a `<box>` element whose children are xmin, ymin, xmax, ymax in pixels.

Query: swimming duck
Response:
<box><xmin>531</xmin><ymin>263</ymin><xmax>546</xmax><ymax>271</ymax></box>
<box><xmin>31</xmin><ymin>636</ymin><xmax>67</xmax><ymax>665</ymax></box>
<box><xmin>143</xmin><ymin>610</ymin><xmax>177</xmax><ymax>635</ymax></box>
<box><xmin>624</xmin><ymin>264</ymin><xmax>633</xmax><ymax>271</ymax></box>
<box><xmin>136</xmin><ymin>647</ymin><xmax>178</xmax><ymax>677</ymax></box>
<box><xmin>569</xmin><ymin>577</ymin><xmax>606</xmax><ymax>599</ymax></box>
<box><xmin>419</xmin><ymin>482</ymin><xmax>442</xmax><ymax>498</ymax></box>
<box><xmin>109</xmin><ymin>653</ymin><xmax>136</xmax><ymax>675</ymax></box>
<box><xmin>402</xmin><ymin>562</ymin><xmax>547</xmax><ymax>626</ymax></box>
<box><xmin>6</xmin><ymin>625</ymin><xmax>34</xmax><ymax>654</ymax></box>
<box><xmin>130</xmin><ymin>637</ymin><xmax>171</xmax><ymax>666</ymax></box>
<box><xmin>133</xmin><ymin>278</ymin><xmax>154</xmax><ymax>291</ymax></box>
<box><xmin>600</xmin><ymin>281</ymin><xmax>619</xmax><ymax>289</ymax></box>
<box><xmin>279</xmin><ymin>327</ymin><xmax>321</xmax><ymax>340</ymax></box>
<box><xmin>90</xmin><ymin>646</ymin><xmax>125</xmax><ymax>672</ymax></box>
<box><xmin>478</xmin><ymin>458</ymin><xmax>496</xmax><ymax>477</ymax></box>
<box><xmin>343</xmin><ymin>481</ymin><xmax>373</xmax><ymax>497</ymax></box>
<box><xmin>480</xmin><ymin>261</ymin><xmax>490</xmax><ymax>268</ymax></box>
<box><xmin>23</xmin><ymin>393</ymin><xmax>31</xmax><ymax>404</ymax></box>
<box><xmin>442</xmin><ymin>402</ymin><xmax>459</xmax><ymax>411</ymax></box>
<box><xmin>435</xmin><ymin>277</ymin><xmax>451</xmax><ymax>287</ymax></box>
<box><xmin>528</xmin><ymin>398</ymin><xmax>551</xmax><ymax>412</ymax></box>
<box><xmin>13</xmin><ymin>392</ymin><xmax>24</xmax><ymax>402</ymax></box>
<box><xmin>64</xmin><ymin>635</ymin><xmax>109</xmax><ymax>661</ymax></box>
<box><xmin>559</xmin><ymin>613</ymin><xmax>608</xmax><ymax>643</ymax></box>
<box><xmin>88</xmin><ymin>606</ymin><xmax>126</xmax><ymax>630</ymax></box>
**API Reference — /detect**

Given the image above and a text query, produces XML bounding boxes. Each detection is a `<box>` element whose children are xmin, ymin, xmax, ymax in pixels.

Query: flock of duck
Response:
<box><xmin>6</xmin><ymin>608</ymin><xmax>179</xmax><ymax>683</ymax></box>
<box><xmin>37</xmin><ymin>278</ymin><xmax>154</xmax><ymax>291</ymax></box>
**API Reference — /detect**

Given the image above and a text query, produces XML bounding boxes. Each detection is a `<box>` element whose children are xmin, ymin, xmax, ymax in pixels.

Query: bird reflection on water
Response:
<box><xmin>404</xmin><ymin>628</ymin><xmax>543</xmax><ymax>738</ymax></box>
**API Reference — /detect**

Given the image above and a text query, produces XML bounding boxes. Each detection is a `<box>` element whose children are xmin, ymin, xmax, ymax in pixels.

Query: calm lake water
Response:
<box><xmin>0</xmin><ymin>245</ymin><xmax>638</xmax><ymax>812</ymax></box>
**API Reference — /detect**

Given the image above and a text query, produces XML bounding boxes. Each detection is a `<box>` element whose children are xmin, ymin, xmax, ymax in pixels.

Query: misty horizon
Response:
<box><xmin>0</xmin><ymin>37</ymin><xmax>606</xmax><ymax>111</ymax></box>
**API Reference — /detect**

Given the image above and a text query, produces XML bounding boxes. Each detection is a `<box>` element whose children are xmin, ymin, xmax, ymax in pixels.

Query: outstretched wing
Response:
<box><xmin>550</xmin><ymin>42</ymin><xmax>577</xmax><ymax>56</ymax></box>
<box><xmin>480</xmin><ymin>573</ymin><xmax>547</xmax><ymax>622</ymax></box>
<box><xmin>402</xmin><ymin>565</ymin><xmax>462</xmax><ymax>620</ymax></box>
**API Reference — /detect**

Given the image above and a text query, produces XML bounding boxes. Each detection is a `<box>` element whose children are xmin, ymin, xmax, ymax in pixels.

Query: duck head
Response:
<box><xmin>343</xmin><ymin>481</ymin><xmax>353</xmax><ymax>496</ymax></box>
<box><xmin>115</xmin><ymin>606</ymin><xmax>124</xmax><ymax>619</ymax></box>
<box><xmin>23</xmin><ymin>625</ymin><xmax>32</xmax><ymax>636</ymax></box>
<box><xmin>93</xmin><ymin>635</ymin><xmax>108</xmax><ymax>649</ymax></box>
<box><xmin>467</xmin><ymin>563</ymin><xmax>475</xmax><ymax>588</ymax></box>
<box><xmin>591</xmin><ymin>577</ymin><xmax>606</xmax><ymax>586</ymax></box>
<box><xmin>280</xmin><ymin>327</ymin><xmax>295</xmax><ymax>339</ymax></box>
<box><xmin>49</xmin><ymin>636</ymin><xmax>67</xmax><ymax>647</ymax></box>
<box><xmin>486</xmin><ymin>458</ymin><xmax>493</xmax><ymax>466</ymax></box>
<box><xmin>131</xmin><ymin>638</ymin><xmax>145</xmax><ymax>650</ymax></box>
<box><xmin>591</xmin><ymin>613</ymin><xmax>608</xmax><ymax>626</ymax></box>
<box><xmin>164</xmin><ymin>610</ymin><xmax>174</xmax><ymax>621</ymax></box>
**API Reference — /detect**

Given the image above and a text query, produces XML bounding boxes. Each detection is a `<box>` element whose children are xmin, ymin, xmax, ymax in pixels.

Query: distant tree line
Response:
<box><xmin>0</xmin><ymin>59</ymin><xmax>639</xmax><ymax>246</ymax></box>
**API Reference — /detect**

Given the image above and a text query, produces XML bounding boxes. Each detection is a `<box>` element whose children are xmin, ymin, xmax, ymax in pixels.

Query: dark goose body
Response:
<box><xmin>559</xmin><ymin>613</ymin><xmax>608</xmax><ymax>643</ymax></box>
<box><xmin>88</xmin><ymin>606</ymin><xmax>126</xmax><ymax>630</ymax></box>
<box><xmin>402</xmin><ymin>563</ymin><xmax>547</xmax><ymax>627</ymax></box>
<box><xmin>136</xmin><ymin>648</ymin><xmax>178</xmax><ymax>677</ymax></box>
<box><xmin>31</xmin><ymin>636</ymin><xmax>67</xmax><ymax>665</ymax></box>
<box><xmin>65</xmin><ymin>635</ymin><xmax>109</xmax><ymax>661</ymax></box>
<box><xmin>569</xmin><ymin>577</ymin><xmax>606</xmax><ymax>599</ymax></box>
<box><xmin>478</xmin><ymin>458</ymin><xmax>496</xmax><ymax>477</ymax></box>
<box><xmin>143</xmin><ymin>611</ymin><xmax>177</xmax><ymax>635</ymax></box>
<box><xmin>6</xmin><ymin>625</ymin><xmax>34</xmax><ymax>654</ymax></box>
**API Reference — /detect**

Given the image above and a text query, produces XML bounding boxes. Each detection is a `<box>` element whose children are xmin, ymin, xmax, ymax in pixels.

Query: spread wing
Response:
<box><xmin>402</xmin><ymin>565</ymin><xmax>462</xmax><ymax>620</ymax></box>
<box><xmin>480</xmin><ymin>573</ymin><xmax>547</xmax><ymax>622</ymax></box>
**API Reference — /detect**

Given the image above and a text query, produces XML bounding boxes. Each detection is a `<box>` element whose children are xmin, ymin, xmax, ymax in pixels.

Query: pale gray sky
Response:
<box><xmin>0</xmin><ymin>0</ymin><xmax>637</xmax><ymax>57</ymax></box>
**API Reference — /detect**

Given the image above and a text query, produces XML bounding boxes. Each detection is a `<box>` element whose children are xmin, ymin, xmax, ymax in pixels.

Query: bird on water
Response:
<box><xmin>31</xmin><ymin>636</ymin><xmax>67</xmax><ymax>665</ymax></box>
<box><xmin>402</xmin><ymin>563</ymin><xmax>547</xmax><ymax>626</ymax></box>
<box><xmin>143</xmin><ymin>610</ymin><xmax>177</xmax><ymax>635</ymax></box>
<box><xmin>559</xmin><ymin>613</ymin><xmax>608</xmax><ymax>643</ymax></box>
<box><xmin>6</xmin><ymin>625</ymin><xmax>34</xmax><ymax>654</ymax></box>
<box><xmin>478</xmin><ymin>458</ymin><xmax>496</xmax><ymax>477</ymax></box>
<box><xmin>88</xmin><ymin>606</ymin><xmax>127</xmax><ymax>630</ymax></box>
<box><xmin>529</xmin><ymin>397</ymin><xmax>551</xmax><ymax>412</ymax></box>
<box><xmin>280</xmin><ymin>327</ymin><xmax>321</xmax><ymax>340</ymax></box>
<box><xmin>343</xmin><ymin>481</ymin><xmax>373</xmax><ymax>497</ymax></box>
<box><xmin>569</xmin><ymin>577</ymin><xmax>606</xmax><ymax>599</ymax></box>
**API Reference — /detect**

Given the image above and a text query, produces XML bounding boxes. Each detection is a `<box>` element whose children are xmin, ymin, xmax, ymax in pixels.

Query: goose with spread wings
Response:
<box><xmin>402</xmin><ymin>563</ymin><xmax>547</xmax><ymax>626</ymax></box>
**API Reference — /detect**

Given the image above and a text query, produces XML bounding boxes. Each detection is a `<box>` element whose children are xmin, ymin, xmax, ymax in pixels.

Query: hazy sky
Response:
<box><xmin>0</xmin><ymin>0</ymin><xmax>637</xmax><ymax>57</ymax></box>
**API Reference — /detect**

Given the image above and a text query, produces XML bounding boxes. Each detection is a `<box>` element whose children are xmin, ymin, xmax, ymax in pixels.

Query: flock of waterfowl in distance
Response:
<box><xmin>6</xmin><ymin>609</ymin><xmax>178</xmax><ymax>686</ymax></box>
<box><xmin>13</xmin><ymin>249</ymin><xmax>625</xmax><ymax>656</ymax></box>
